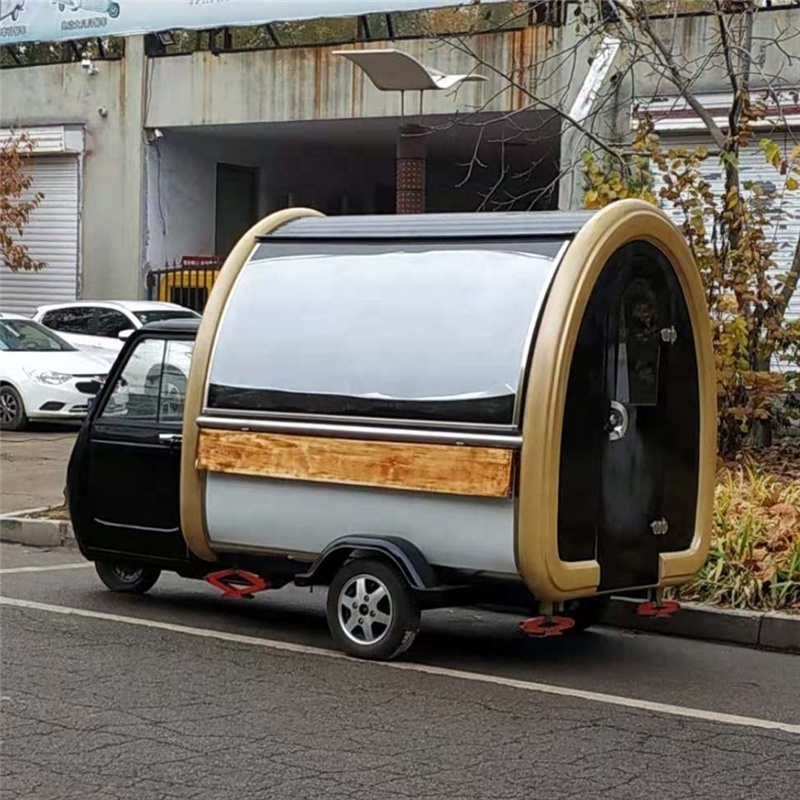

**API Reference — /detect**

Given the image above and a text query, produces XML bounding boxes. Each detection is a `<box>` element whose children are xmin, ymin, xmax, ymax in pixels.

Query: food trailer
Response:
<box><xmin>67</xmin><ymin>199</ymin><xmax>716</xmax><ymax>660</ymax></box>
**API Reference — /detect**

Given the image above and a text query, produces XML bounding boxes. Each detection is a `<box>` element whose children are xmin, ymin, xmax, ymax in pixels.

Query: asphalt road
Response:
<box><xmin>1</xmin><ymin>542</ymin><xmax>799</xmax><ymax>800</ymax></box>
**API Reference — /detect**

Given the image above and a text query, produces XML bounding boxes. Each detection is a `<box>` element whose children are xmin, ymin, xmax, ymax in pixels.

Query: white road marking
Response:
<box><xmin>0</xmin><ymin>563</ymin><xmax>92</xmax><ymax>575</ymax></box>
<box><xmin>2</xmin><ymin>595</ymin><xmax>798</xmax><ymax>736</ymax></box>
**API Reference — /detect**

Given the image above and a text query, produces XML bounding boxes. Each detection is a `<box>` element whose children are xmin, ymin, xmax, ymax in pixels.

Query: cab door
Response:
<box><xmin>79</xmin><ymin>335</ymin><xmax>194</xmax><ymax>562</ymax></box>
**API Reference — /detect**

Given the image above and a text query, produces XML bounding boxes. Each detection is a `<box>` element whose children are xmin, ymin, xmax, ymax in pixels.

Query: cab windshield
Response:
<box><xmin>0</xmin><ymin>319</ymin><xmax>76</xmax><ymax>352</ymax></box>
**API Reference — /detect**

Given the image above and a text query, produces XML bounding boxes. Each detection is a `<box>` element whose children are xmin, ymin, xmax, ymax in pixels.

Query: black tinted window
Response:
<box><xmin>95</xmin><ymin>309</ymin><xmax>132</xmax><ymax>338</ymax></box>
<box><xmin>208</xmin><ymin>250</ymin><xmax>556</xmax><ymax>425</ymax></box>
<box><xmin>43</xmin><ymin>307</ymin><xmax>95</xmax><ymax>334</ymax></box>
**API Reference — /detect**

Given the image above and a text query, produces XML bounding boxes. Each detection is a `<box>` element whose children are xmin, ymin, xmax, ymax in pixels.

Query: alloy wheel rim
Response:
<box><xmin>0</xmin><ymin>392</ymin><xmax>18</xmax><ymax>425</ymax></box>
<box><xmin>337</xmin><ymin>574</ymin><xmax>393</xmax><ymax>646</ymax></box>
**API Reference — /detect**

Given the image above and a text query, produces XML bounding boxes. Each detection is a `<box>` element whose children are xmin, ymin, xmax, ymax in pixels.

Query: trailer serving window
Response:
<box><xmin>206</xmin><ymin>249</ymin><xmax>559</xmax><ymax>426</ymax></box>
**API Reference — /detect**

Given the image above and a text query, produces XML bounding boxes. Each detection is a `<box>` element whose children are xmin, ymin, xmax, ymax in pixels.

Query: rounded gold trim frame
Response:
<box><xmin>517</xmin><ymin>199</ymin><xmax>717</xmax><ymax>602</ymax></box>
<box><xmin>180</xmin><ymin>208</ymin><xmax>324</xmax><ymax>561</ymax></box>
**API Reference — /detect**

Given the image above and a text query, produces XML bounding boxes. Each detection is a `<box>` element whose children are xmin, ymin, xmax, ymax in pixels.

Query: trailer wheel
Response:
<box><xmin>108</xmin><ymin>2</ymin><xmax>120</xmax><ymax>18</ymax></box>
<box><xmin>95</xmin><ymin>561</ymin><xmax>161</xmax><ymax>594</ymax></box>
<box><xmin>565</xmin><ymin>597</ymin><xmax>610</xmax><ymax>632</ymax></box>
<box><xmin>327</xmin><ymin>558</ymin><xmax>420</xmax><ymax>660</ymax></box>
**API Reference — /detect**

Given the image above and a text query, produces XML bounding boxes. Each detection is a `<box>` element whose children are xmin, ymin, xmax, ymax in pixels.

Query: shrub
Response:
<box><xmin>672</xmin><ymin>463</ymin><xmax>800</xmax><ymax>612</ymax></box>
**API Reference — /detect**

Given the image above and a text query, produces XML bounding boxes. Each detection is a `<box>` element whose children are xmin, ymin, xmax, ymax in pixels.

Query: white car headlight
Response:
<box><xmin>23</xmin><ymin>369</ymin><xmax>73</xmax><ymax>386</ymax></box>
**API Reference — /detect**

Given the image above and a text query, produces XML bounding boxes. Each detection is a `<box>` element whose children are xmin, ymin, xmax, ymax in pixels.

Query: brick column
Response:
<box><xmin>396</xmin><ymin>124</ymin><xmax>426</xmax><ymax>214</ymax></box>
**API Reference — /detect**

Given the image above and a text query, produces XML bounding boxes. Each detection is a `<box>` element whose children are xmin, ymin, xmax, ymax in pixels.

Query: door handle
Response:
<box><xmin>607</xmin><ymin>401</ymin><xmax>629</xmax><ymax>441</ymax></box>
<box><xmin>158</xmin><ymin>432</ymin><xmax>183</xmax><ymax>446</ymax></box>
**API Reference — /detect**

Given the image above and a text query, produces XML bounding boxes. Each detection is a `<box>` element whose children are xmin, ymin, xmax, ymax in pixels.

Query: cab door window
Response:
<box><xmin>101</xmin><ymin>339</ymin><xmax>165</xmax><ymax>421</ymax></box>
<box><xmin>100</xmin><ymin>338</ymin><xmax>193</xmax><ymax>423</ymax></box>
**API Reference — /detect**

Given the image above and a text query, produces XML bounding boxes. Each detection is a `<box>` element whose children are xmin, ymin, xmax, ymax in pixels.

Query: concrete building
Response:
<box><xmin>1</xmin><ymin>2</ymin><xmax>799</xmax><ymax>319</ymax></box>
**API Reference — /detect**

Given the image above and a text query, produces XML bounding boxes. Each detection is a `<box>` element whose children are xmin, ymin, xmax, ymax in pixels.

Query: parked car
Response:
<box><xmin>0</xmin><ymin>313</ymin><xmax>109</xmax><ymax>431</ymax></box>
<box><xmin>34</xmin><ymin>301</ymin><xmax>199</xmax><ymax>367</ymax></box>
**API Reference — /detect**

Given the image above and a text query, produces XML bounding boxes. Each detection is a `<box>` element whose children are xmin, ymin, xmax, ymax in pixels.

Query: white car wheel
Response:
<box><xmin>0</xmin><ymin>386</ymin><xmax>27</xmax><ymax>432</ymax></box>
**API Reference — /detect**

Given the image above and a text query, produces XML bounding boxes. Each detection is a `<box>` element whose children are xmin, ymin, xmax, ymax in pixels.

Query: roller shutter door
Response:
<box><xmin>0</xmin><ymin>154</ymin><xmax>80</xmax><ymax>316</ymax></box>
<box><xmin>656</xmin><ymin>133</ymin><xmax>800</xmax><ymax>323</ymax></box>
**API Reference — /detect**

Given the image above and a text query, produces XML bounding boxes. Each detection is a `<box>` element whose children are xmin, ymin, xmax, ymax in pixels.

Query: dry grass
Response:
<box><xmin>673</xmin><ymin>459</ymin><xmax>800</xmax><ymax>613</ymax></box>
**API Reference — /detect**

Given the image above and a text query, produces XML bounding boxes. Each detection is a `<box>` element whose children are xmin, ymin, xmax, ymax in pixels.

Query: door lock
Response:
<box><xmin>650</xmin><ymin>518</ymin><xmax>669</xmax><ymax>536</ymax></box>
<box><xmin>608</xmin><ymin>401</ymin><xmax>629</xmax><ymax>441</ymax></box>
<box><xmin>660</xmin><ymin>326</ymin><xmax>678</xmax><ymax>344</ymax></box>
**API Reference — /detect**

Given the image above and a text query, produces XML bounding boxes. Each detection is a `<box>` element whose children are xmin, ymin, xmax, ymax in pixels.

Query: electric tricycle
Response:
<box><xmin>68</xmin><ymin>200</ymin><xmax>716</xmax><ymax>660</ymax></box>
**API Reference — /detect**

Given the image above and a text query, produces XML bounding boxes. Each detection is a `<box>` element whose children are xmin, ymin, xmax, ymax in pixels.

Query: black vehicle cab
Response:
<box><xmin>67</xmin><ymin>318</ymin><xmax>201</xmax><ymax>576</ymax></box>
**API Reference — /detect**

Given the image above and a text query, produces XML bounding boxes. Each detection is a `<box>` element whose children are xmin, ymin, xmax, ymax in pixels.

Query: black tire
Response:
<box><xmin>327</xmin><ymin>558</ymin><xmax>420</xmax><ymax>660</ymax></box>
<box><xmin>0</xmin><ymin>385</ymin><xmax>27</xmax><ymax>432</ymax></box>
<box><xmin>108</xmin><ymin>2</ymin><xmax>120</xmax><ymax>18</ymax></box>
<box><xmin>564</xmin><ymin>596</ymin><xmax>611</xmax><ymax>632</ymax></box>
<box><xmin>95</xmin><ymin>560</ymin><xmax>161</xmax><ymax>594</ymax></box>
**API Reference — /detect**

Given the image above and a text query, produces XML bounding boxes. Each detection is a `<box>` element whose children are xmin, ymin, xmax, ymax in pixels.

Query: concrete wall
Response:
<box><xmin>144</xmin><ymin>27</ymin><xmax>562</xmax><ymax>128</ymax></box>
<box><xmin>0</xmin><ymin>38</ymin><xmax>147</xmax><ymax>301</ymax></box>
<box><xmin>638</xmin><ymin>9</ymin><xmax>800</xmax><ymax>97</ymax></box>
<box><xmin>144</xmin><ymin>134</ymin><xmax>264</xmax><ymax>270</ymax></box>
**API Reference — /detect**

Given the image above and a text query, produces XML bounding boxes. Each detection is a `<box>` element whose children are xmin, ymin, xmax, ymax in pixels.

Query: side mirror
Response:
<box><xmin>118</xmin><ymin>329</ymin><xmax>135</xmax><ymax>342</ymax></box>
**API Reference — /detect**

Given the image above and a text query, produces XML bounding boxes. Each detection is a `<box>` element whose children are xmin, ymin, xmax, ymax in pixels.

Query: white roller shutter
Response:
<box><xmin>655</xmin><ymin>133</ymin><xmax>800</xmax><ymax>323</ymax></box>
<box><xmin>0</xmin><ymin>154</ymin><xmax>80</xmax><ymax>317</ymax></box>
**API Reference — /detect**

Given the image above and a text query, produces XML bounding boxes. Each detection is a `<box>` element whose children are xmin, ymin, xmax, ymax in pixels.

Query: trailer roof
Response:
<box><xmin>261</xmin><ymin>211</ymin><xmax>595</xmax><ymax>241</ymax></box>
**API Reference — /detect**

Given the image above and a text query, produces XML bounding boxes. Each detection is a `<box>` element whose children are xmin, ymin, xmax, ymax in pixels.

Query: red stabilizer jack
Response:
<box><xmin>636</xmin><ymin>600</ymin><xmax>680</xmax><ymax>618</ymax></box>
<box><xmin>519</xmin><ymin>615</ymin><xmax>576</xmax><ymax>637</ymax></box>
<box><xmin>206</xmin><ymin>569</ymin><xmax>269</xmax><ymax>599</ymax></box>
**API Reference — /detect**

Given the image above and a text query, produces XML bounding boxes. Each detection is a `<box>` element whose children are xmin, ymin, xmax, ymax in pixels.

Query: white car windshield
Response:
<box><xmin>0</xmin><ymin>319</ymin><xmax>76</xmax><ymax>352</ymax></box>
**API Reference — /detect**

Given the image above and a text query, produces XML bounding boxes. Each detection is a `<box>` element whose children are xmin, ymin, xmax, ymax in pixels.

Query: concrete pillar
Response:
<box><xmin>119</xmin><ymin>35</ymin><xmax>148</xmax><ymax>299</ymax></box>
<box><xmin>396</xmin><ymin>124</ymin><xmax>426</xmax><ymax>214</ymax></box>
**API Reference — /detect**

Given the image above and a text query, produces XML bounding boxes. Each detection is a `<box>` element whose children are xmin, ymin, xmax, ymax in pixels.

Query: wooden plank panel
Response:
<box><xmin>196</xmin><ymin>430</ymin><xmax>513</xmax><ymax>498</ymax></box>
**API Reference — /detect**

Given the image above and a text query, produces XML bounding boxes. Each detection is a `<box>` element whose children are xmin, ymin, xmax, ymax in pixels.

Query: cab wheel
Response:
<box><xmin>95</xmin><ymin>561</ymin><xmax>161</xmax><ymax>594</ymax></box>
<box><xmin>564</xmin><ymin>597</ymin><xmax>611</xmax><ymax>632</ymax></box>
<box><xmin>327</xmin><ymin>558</ymin><xmax>420</xmax><ymax>661</ymax></box>
<box><xmin>0</xmin><ymin>385</ymin><xmax>27</xmax><ymax>431</ymax></box>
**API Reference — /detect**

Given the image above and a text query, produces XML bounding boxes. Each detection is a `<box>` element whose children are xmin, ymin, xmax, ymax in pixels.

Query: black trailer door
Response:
<box><xmin>596</xmin><ymin>242</ymin><xmax>699</xmax><ymax>591</ymax></box>
<box><xmin>557</xmin><ymin>241</ymin><xmax>700</xmax><ymax>593</ymax></box>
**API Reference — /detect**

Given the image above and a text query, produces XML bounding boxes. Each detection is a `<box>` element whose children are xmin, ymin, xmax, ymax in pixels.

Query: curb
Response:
<box><xmin>0</xmin><ymin>510</ymin><xmax>75</xmax><ymax>548</ymax></box>
<box><xmin>601</xmin><ymin>597</ymin><xmax>800</xmax><ymax>653</ymax></box>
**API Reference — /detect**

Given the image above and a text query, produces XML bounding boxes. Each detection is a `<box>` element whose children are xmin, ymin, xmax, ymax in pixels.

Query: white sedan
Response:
<box><xmin>0</xmin><ymin>314</ymin><xmax>109</xmax><ymax>431</ymax></box>
<box><xmin>34</xmin><ymin>300</ymin><xmax>200</xmax><ymax>368</ymax></box>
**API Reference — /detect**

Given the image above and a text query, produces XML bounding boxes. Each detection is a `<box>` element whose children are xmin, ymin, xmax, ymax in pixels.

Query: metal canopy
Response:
<box><xmin>333</xmin><ymin>48</ymin><xmax>487</xmax><ymax>91</ymax></box>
